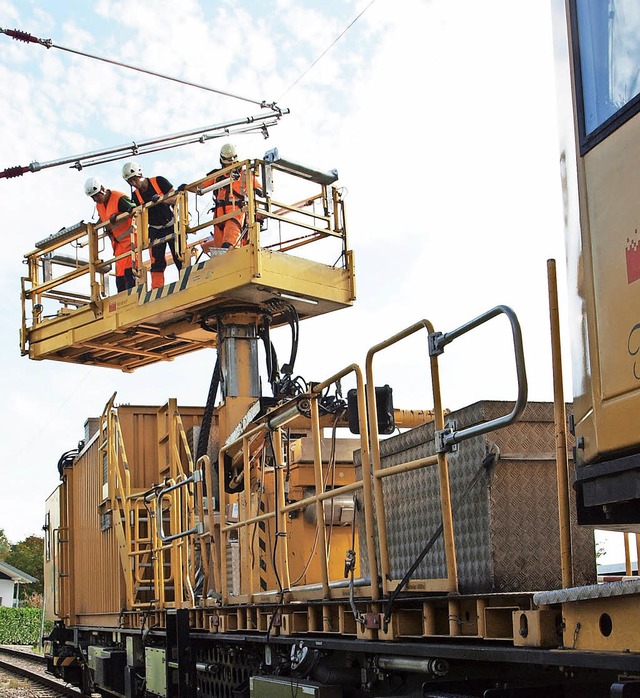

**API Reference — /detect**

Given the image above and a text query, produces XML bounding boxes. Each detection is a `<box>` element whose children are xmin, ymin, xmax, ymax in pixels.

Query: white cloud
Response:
<box><xmin>0</xmin><ymin>0</ymin><xmax>573</xmax><ymax>542</ymax></box>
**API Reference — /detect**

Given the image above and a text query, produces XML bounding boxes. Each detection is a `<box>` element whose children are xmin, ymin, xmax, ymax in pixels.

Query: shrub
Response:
<box><xmin>0</xmin><ymin>607</ymin><xmax>51</xmax><ymax>645</ymax></box>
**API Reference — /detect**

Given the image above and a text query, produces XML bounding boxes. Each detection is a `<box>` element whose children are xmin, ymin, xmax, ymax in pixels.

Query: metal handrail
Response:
<box><xmin>365</xmin><ymin>318</ymin><xmax>458</xmax><ymax>595</ymax></box>
<box><xmin>214</xmin><ymin>364</ymin><xmax>378</xmax><ymax>605</ymax></box>
<box><xmin>20</xmin><ymin>158</ymin><xmax>349</xmax><ymax>357</ymax></box>
<box><xmin>52</xmin><ymin>526</ymin><xmax>70</xmax><ymax>620</ymax></box>
<box><xmin>147</xmin><ymin>472</ymin><xmax>205</xmax><ymax>543</ymax></box>
<box><xmin>364</xmin><ymin>306</ymin><xmax>528</xmax><ymax>599</ymax></box>
<box><xmin>429</xmin><ymin>305</ymin><xmax>528</xmax><ymax>451</ymax></box>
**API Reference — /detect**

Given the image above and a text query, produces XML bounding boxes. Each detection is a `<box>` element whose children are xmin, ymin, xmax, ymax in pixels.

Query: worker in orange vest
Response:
<box><xmin>122</xmin><ymin>161</ymin><xmax>183</xmax><ymax>289</ymax></box>
<box><xmin>201</xmin><ymin>143</ymin><xmax>262</xmax><ymax>253</ymax></box>
<box><xmin>85</xmin><ymin>177</ymin><xmax>137</xmax><ymax>292</ymax></box>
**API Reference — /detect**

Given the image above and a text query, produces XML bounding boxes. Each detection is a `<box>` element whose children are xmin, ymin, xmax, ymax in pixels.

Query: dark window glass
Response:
<box><xmin>576</xmin><ymin>0</ymin><xmax>640</xmax><ymax>135</ymax></box>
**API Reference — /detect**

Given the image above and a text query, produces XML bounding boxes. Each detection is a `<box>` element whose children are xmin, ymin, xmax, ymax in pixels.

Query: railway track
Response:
<box><xmin>0</xmin><ymin>645</ymin><xmax>81</xmax><ymax>697</ymax></box>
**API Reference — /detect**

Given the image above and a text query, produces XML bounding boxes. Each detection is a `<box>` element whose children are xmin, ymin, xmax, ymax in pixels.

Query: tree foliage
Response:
<box><xmin>0</xmin><ymin>529</ymin><xmax>10</xmax><ymax>561</ymax></box>
<box><xmin>5</xmin><ymin>536</ymin><xmax>44</xmax><ymax>598</ymax></box>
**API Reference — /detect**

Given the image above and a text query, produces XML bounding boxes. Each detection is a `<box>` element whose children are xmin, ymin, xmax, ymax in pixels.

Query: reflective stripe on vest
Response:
<box><xmin>97</xmin><ymin>190</ymin><xmax>134</xmax><ymax>242</ymax></box>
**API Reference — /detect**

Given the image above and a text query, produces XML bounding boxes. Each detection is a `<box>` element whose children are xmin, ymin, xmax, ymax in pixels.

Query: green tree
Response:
<box><xmin>0</xmin><ymin>529</ymin><xmax>10</xmax><ymax>561</ymax></box>
<box><xmin>5</xmin><ymin>536</ymin><xmax>44</xmax><ymax>598</ymax></box>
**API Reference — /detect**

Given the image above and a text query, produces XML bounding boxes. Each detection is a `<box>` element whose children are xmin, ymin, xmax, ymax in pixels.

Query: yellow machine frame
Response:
<box><xmin>21</xmin><ymin>158</ymin><xmax>355</xmax><ymax>371</ymax></box>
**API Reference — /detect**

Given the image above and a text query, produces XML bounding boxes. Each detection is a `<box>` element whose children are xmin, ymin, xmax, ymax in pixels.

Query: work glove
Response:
<box><xmin>177</xmin><ymin>183</ymin><xmax>187</xmax><ymax>192</ymax></box>
<box><xmin>221</xmin><ymin>242</ymin><xmax>232</xmax><ymax>249</ymax></box>
<box><xmin>109</xmin><ymin>213</ymin><xmax>118</xmax><ymax>224</ymax></box>
<box><xmin>151</xmin><ymin>194</ymin><xmax>160</xmax><ymax>203</ymax></box>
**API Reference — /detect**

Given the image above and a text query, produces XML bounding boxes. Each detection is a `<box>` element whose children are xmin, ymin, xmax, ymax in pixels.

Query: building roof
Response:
<box><xmin>0</xmin><ymin>560</ymin><xmax>37</xmax><ymax>584</ymax></box>
<box><xmin>598</xmin><ymin>561</ymin><xmax>639</xmax><ymax>575</ymax></box>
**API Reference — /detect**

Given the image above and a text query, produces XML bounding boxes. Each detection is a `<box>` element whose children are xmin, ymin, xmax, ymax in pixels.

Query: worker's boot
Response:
<box><xmin>151</xmin><ymin>271</ymin><xmax>164</xmax><ymax>289</ymax></box>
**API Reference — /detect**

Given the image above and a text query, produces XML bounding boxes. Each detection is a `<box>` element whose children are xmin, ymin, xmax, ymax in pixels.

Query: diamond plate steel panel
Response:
<box><xmin>358</xmin><ymin>401</ymin><xmax>596</xmax><ymax>593</ymax></box>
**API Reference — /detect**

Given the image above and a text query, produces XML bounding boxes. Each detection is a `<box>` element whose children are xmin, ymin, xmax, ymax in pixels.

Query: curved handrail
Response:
<box><xmin>431</xmin><ymin>305</ymin><xmax>528</xmax><ymax>452</ymax></box>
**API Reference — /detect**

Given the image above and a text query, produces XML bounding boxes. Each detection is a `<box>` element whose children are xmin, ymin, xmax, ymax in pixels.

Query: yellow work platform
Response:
<box><xmin>20</xmin><ymin>156</ymin><xmax>355</xmax><ymax>371</ymax></box>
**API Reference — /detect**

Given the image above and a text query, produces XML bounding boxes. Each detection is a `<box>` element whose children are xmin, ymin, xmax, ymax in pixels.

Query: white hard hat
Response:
<box><xmin>84</xmin><ymin>176</ymin><xmax>104</xmax><ymax>198</ymax></box>
<box><xmin>122</xmin><ymin>161</ymin><xmax>143</xmax><ymax>181</ymax></box>
<box><xmin>220</xmin><ymin>143</ymin><xmax>238</xmax><ymax>164</ymax></box>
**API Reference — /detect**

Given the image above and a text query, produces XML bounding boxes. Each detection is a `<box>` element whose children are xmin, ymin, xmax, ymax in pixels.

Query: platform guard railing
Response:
<box><xmin>214</xmin><ymin>364</ymin><xmax>379</xmax><ymax>615</ymax></box>
<box><xmin>365</xmin><ymin>306</ymin><xmax>528</xmax><ymax>614</ymax></box>
<box><xmin>20</xmin><ymin>157</ymin><xmax>349</xmax><ymax>354</ymax></box>
<box><xmin>210</xmin><ymin>306</ymin><xmax>526</xmax><ymax>630</ymax></box>
<box><xmin>52</xmin><ymin>524</ymin><xmax>70</xmax><ymax>621</ymax></box>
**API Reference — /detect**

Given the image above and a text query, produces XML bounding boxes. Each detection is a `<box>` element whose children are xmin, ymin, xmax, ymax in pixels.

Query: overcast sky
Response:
<box><xmin>0</xmin><ymin>0</ymin><xmax>629</xmax><ymax>564</ymax></box>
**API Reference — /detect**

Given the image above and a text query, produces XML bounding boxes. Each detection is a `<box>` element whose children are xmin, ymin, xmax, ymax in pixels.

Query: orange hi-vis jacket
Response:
<box><xmin>97</xmin><ymin>190</ymin><xmax>137</xmax><ymax>276</ymax></box>
<box><xmin>132</xmin><ymin>176</ymin><xmax>164</xmax><ymax>205</ymax></box>
<box><xmin>202</xmin><ymin>166</ymin><xmax>259</xmax><ymax>247</ymax></box>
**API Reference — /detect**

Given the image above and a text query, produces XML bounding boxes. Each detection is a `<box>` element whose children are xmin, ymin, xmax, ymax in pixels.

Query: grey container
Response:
<box><xmin>357</xmin><ymin>401</ymin><xmax>596</xmax><ymax>594</ymax></box>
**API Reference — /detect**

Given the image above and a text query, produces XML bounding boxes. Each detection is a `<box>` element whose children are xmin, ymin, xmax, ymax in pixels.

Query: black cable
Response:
<box><xmin>265</xmin><ymin>429</ymin><xmax>287</xmax><ymax>643</ymax></box>
<box><xmin>266</xmin><ymin>430</ymin><xmax>284</xmax><ymax>595</ymax></box>
<box><xmin>258</xmin><ymin>318</ymin><xmax>280</xmax><ymax>391</ymax></box>
<box><xmin>56</xmin><ymin>448</ymin><xmax>79</xmax><ymax>479</ymax></box>
<box><xmin>285</xmin><ymin>305</ymin><xmax>300</xmax><ymax>373</ymax></box>
<box><xmin>278</xmin><ymin>0</ymin><xmax>377</xmax><ymax>99</ymax></box>
<box><xmin>196</xmin><ymin>353</ymin><xmax>221</xmax><ymax>463</ymax></box>
<box><xmin>272</xmin><ymin>304</ymin><xmax>302</xmax><ymax>398</ymax></box>
<box><xmin>0</xmin><ymin>28</ymin><xmax>269</xmax><ymax>107</ymax></box>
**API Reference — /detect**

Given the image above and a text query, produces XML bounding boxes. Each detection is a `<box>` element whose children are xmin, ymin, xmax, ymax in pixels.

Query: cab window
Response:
<box><xmin>574</xmin><ymin>0</ymin><xmax>640</xmax><ymax>148</ymax></box>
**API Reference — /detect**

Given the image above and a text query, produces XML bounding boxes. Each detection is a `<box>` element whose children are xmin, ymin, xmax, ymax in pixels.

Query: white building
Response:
<box><xmin>0</xmin><ymin>561</ymin><xmax>37</xmax><ymax>607</ymax></box>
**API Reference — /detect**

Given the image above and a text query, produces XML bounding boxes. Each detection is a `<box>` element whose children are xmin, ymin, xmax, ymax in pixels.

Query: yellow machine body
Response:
<box><xmin>21</xmin><ymin>158</ymin><xmax>354</xmax><ymax>371</ymax></box>
<box><xmin>558</xmin><ymin>0</ymin><xmax>640</xmax><ymax>527</ymax></box>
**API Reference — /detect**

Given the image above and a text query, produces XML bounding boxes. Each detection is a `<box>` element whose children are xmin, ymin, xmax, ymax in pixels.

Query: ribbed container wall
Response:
<box><xmin>64</xmin><ymin>403</ymin><xmax>205</xmax><ymax>625</ymax></box>
<box><xmin>69</xmin><ymin>432</ymin><xmax>124</xmax><ymax>625</ymax></box>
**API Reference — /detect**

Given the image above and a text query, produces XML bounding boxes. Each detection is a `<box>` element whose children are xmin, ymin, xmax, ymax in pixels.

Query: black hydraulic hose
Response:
<box><xmin>382</xmin><ymin>523</ymin><xmax>444</xmax><ymax>632</ymax></box>
<box><xmin>268</xmin><ymin>340</ymin><xmax>279</xmax><ymax>386</ymax></box>
<box><xmin>196</xmin><ymin>353</ymin><xmax>221</xmax><ymax>463</ymax></box>
<box><xmin>258</xmin><ymin>319</ymin><xmax>279</xmax><ymax>388</ymax></box>
<box><xmin>56</xmin><ymin>448</ymin><xmax>79</xmax><ymax>478</ymax></box>
<box><xmin>281</xmin><ymin>304</ymin><xmax>299</xmax><ymax>374</ymax></box>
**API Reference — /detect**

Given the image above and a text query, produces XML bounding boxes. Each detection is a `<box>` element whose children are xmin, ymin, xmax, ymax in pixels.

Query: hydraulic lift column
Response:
<box><xmin>217</xmin><ymin>311</ymin><xmax>262</xmax><ymax>447</ymax></box>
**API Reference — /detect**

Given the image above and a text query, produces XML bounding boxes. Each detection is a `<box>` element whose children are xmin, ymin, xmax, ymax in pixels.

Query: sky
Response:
<box><xmin>0</xmin><ymin>0</ymin><xmax>631</xmax><ymax>565</ymax></box>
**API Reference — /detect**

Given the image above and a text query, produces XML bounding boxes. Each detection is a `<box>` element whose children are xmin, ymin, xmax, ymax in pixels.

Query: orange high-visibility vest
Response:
<box><xmin>132</xmin><ymin>177</ymin><xmax>164</xmax><ymax>206</ymax></box>
<box><xmin>202</xmin><ymin>167</ymin><xmax>259</xmax><ymax>247</ymax></box>
<box><xmin>97</xmin><ymin>190</ymin><xmax>136</xmax><ymax>275</ymax></box>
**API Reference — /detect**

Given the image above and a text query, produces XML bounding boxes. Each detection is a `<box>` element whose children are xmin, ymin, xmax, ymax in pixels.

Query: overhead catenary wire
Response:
<box><xmin>0</xmin><ymin>26</ymin><xmax>288</xmax><ymax>179</ymax></box>
<box><xmin>1</xmin><ymin>2</ymin><xmax>377</xmax><ymax>177</ymax></box>
<box><xmin>278</xmin><ymin>0</ymin><xmax>377</xmax><ymax>100</ymax></box>
<box><xmin>0</xmin><ymin>111</ymin><xmax>286</xmax><ymax>179</ymax></box>
<box><xmin>0</xmin><ymin>26</ymin><xmax>276</xmax><ymax>109</ymax></box>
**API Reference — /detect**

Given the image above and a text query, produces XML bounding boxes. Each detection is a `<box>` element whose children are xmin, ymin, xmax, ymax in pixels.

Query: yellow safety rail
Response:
<box><xmin>206</xmin><ymin>307</ymin><xmax>526</xmax><ymax>624</ymax></box>
<box><xmin>214</xmin><ymin>365</ymin><xmax>378</xmax><ymax>612</ymax></box>
<box><xmin>20</xmin><ymin>158</ymin><xmax>354</xmax><ymax>371</ymax></box>
<box><xmin>95</xmin><ymin>308</ymin><xmax>525</xmax><ymax>619</ymax></box>
<box><xmin>52</xmin><ymin>524</ymin><xmax>70</xmax><ymax>621</ymax></box>
<box><xmin>101</xmin><ymin>394</ymin><xmax>136</xmax><ymax>608</ymax></box>
<box><xmin>102</xmin><ymin>396</ymin><xmax>207</xmax><ymax>611</ymax></box>
<box><xmin>365</xmin><ymin>320</ymin><xmax>458</xmax><ymax>596</ymax></box>
<box><xmin>365</xmin><ymin>307</ymin><xmax>527</xmax><ymax>609</ymax></box>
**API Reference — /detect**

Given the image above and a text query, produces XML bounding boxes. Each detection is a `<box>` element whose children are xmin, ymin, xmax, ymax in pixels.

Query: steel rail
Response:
<box><xmin>0</xmin><ymin>647</ymin><xmax>80</xmax><ymax>696</ymax></box>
